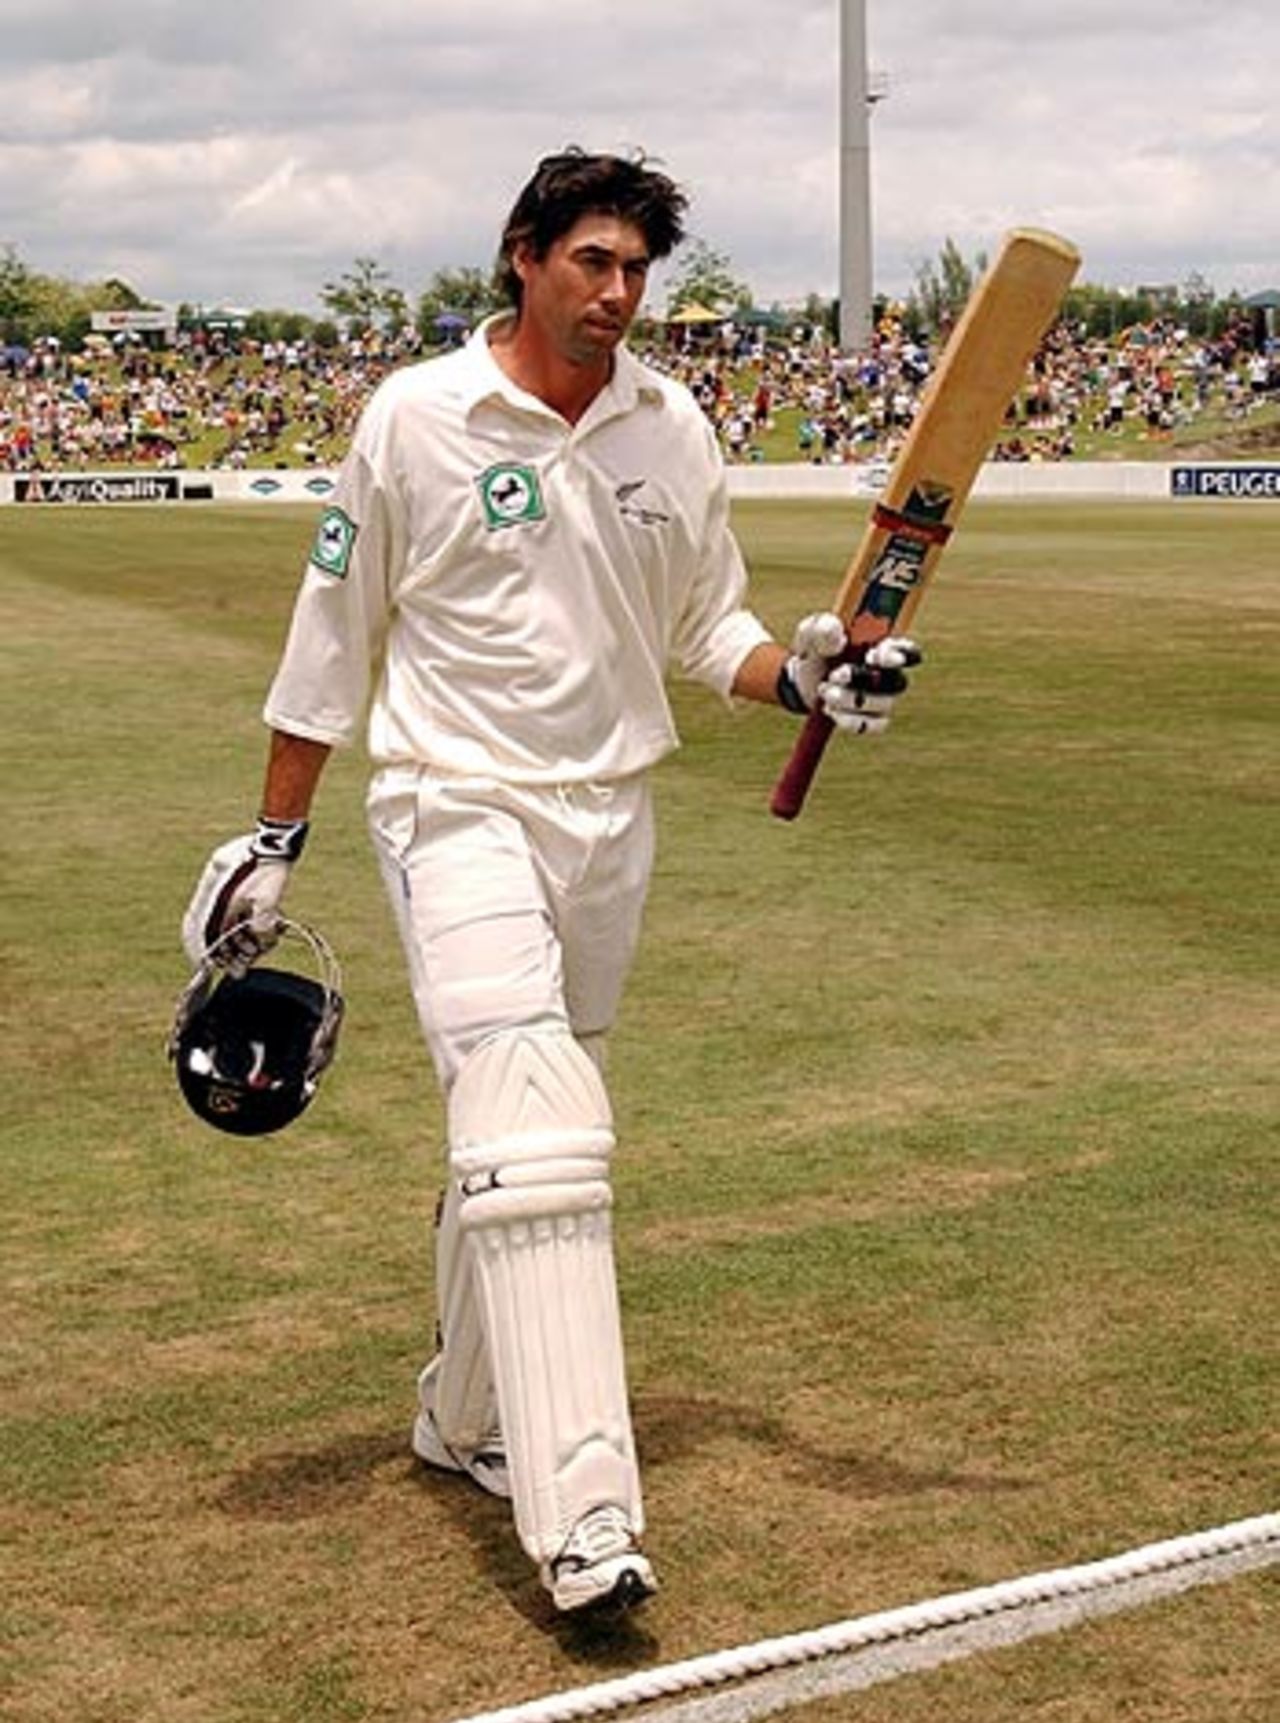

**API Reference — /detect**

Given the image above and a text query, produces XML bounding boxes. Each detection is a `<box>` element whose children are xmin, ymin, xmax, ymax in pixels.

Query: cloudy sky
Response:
<box><xmin>3</xmin><ymin>0</ymin><xmax>1277</xmax><ymax>317</ymax></box>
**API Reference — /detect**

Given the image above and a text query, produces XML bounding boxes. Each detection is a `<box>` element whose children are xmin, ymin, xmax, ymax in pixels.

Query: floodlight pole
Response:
<box><xmin>838</xmin><ymin>0</ymin><xmax>874</xmax><ymax>352</ymax></box>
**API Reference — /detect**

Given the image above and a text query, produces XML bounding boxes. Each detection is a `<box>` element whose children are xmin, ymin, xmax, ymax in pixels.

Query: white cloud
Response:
<box><xmin>0</xmin><ymin>0</ymin><xmax>1277</xmax><ymax>312</ymax></box>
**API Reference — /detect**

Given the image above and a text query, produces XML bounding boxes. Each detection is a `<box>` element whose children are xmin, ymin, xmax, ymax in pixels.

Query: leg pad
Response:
<box><xmin>448</xmin><ymin>1030</ymin><xmax>642</xmax><ymax>1563</ymax></box>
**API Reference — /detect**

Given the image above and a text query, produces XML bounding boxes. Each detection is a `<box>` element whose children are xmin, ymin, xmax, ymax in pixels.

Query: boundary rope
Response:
<box><xmin>449</xmin><ymin>1511</ymin><xmax>1280</xmax><ymax>1723</ymax></box>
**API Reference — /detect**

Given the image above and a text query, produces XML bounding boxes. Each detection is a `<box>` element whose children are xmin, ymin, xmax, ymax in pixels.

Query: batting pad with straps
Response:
<box><xmin>448</xmin><ymin>1028</ymin><xmax>643</xmax><ymax>1564</ymax></box>
<box><xmin>428</xmin><ymin>1177</ymin><xmax>500</xmax><ymax>1452</ymax></box>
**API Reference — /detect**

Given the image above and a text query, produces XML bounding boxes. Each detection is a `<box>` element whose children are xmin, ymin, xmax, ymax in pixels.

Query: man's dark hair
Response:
<box><xmin>497</xmin><ymin>148</ymin><xmax>687</xmax><ymax>308</ymax></box>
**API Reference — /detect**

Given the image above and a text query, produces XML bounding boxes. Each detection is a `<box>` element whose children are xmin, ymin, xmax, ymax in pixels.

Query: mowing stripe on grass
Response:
<box><xmin>451</xmin><ymin>1513</ymin><xmax>1280</xmax><ymax>1723</ymax></box>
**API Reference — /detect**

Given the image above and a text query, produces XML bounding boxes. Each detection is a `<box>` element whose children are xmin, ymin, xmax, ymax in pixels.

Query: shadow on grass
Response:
<box><xmin>215</xmin><ymin>1429</ymin><xmax>408</xmax><ymax>1520</ymax></box>
<box><xmin>635</xmin><ymin>1393</ymin><xmax>1030</xmax><ymax>1500</ymax></box>
<box><xmin>213</xmin><ymin>1424</ymin><xmax>660</xmax><ymax>1663</ymax></box>
<box><xmin>405</xmin><ymin>1465</ymin><xmax>662</xmax><ymax>1665</ymax></box>
<box><xmin>207</xmin><ymin>1391</ymin><xmax>1020</xmax><ymax>1669</ymax></box>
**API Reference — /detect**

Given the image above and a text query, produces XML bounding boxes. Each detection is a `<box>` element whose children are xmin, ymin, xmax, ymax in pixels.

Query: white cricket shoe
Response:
<box><xmin>411</xmin><ymin>1360</ymin><xmax>511</xmax><ymax>1500</ymax></box>
<box><xmin>542</xmin><ymin>1505</ymin><xmax>658</xmax><ymax>1615</ymax></box>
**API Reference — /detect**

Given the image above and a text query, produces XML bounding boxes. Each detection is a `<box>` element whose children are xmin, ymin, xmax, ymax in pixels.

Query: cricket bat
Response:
<box><xmin>770</xmin><ymin>227</ymin><xmax>1081</xmax><ymax>821</ymax></box>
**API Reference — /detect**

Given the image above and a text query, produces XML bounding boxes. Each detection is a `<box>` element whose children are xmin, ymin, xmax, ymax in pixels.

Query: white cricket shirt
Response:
<box><xmin>263</xmin><ymin>318</ymin><xmax>772</xmax><ymax>784</ymax></box>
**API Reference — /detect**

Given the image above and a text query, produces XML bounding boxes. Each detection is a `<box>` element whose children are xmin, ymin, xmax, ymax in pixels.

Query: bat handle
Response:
<box><xmin>769</xmin><ymin>710</ymin><xmax>835</xmax><ymax>821</ymax></box>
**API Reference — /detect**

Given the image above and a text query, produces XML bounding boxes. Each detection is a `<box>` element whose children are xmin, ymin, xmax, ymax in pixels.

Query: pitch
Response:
<box><xmin>2</xmin><ymin>497</ymin><xmax>1277</xmax><ymax>1721</ymax></box>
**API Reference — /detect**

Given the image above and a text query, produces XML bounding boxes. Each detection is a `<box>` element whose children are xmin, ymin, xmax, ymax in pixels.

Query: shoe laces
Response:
<box><xmin>557</xmin><ymin>1505</ymin><xmax>635</xmax><ymax>1570</ymax></box>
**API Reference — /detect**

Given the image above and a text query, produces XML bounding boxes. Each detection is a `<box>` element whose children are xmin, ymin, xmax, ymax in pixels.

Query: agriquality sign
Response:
<box><xmin>15</xmin><ymin>473</ymin><xmax>185</xmax><ymax>504</ymax></box>
<box><xmin>1171</xmin><ymin>465</ymin><xmax>1280</xmax><ymax>499</ymax></box>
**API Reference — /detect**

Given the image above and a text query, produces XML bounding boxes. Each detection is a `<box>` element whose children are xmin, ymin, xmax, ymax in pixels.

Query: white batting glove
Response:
<box><xmin>820</xmin><ymin>635</ymin><xmax>921</xmax><ymax>735</ymax></box>
<box><xmin>181</xmin><ymin>817</ymin><xmax>309</xmax><ymax>973</ymax></box>
<box><xmin>779</xmin><ymin>611</ymin><xmax>848</xmax><ymax>713</ymax></box>
<box><xmin>777</xmin><ymin>613</ymin><xmax>921</xmax><ymax>736</ymax></box>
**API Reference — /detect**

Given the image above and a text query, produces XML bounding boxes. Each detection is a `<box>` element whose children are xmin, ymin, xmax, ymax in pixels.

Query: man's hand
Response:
<box><xmin>817</xmin><ymin>634</ymin><xmax>922</xmax><ymax>735</ymax></box>
<box><xmin>777</xmin><ymin>612</ymin><xmax>921</xmax><ymax>736</ymax></box>
<box><xmin>182</xmin><ymin>817</ymin><xmax>309</xmax><ymax>972</ymax></box>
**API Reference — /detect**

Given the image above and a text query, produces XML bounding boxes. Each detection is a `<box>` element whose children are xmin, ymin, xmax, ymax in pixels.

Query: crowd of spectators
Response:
<box><xmin>0</xmin><ymin>324</ymin><xmax>419</xmax><ymax>474</ymax></box>
<box><xmin>644</xmin><ymin>308</ymin><xmax>1276</xmax><ymax>466</ymax></box>
<box><xmin>0</xmin><ymin>304</ymin><xmax>1275</xmax><ymax>476</ymax></box>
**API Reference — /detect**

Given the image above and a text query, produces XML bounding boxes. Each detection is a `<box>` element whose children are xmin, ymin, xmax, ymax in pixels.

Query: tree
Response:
<box><xmin>1062</xmin><ymin>282</ymin><xmax>1122</xmax><ymax>340</ymax></box>
<box><xmin>801</xmin><ymin>291</ymin><xmax>837</xmax><ymax>340</ymax></box>
<box><xmin>665</xmin><ymin>239</ymin><xmax>751</xmax><ymax>315</ymax></box>
<box><xmin>320</xmin><ymin>257</ymin><xmax>404</xmax><ymax>331</ymax></box>
<box><xmin>1179</xmin><ymin>271</ymin><xmax>1216</xmax><ymax>337</ymax></box>
<box><xmin>416</xmin><ymin>265</ymin><xmax>504</xmax><ymax>341</ymax></box>
<box><xmin>0</xmin><ymin>247</ymin><xmax>156</xmax><ymax>347</ymax></box>
<box><xmin>243</xmin><ymin>308</ymin><xmax>320</xmax><ymax>344</ymax></box>
<box><xmin>381</xmin><ymin>285</ymin><xmax>410</xmax><ymax>337</ymax></box>
<box><xmin>98</xmin><ymin>277</ymin><xmax>147</xmax><ymax>310</ymax></box>
<box><xmin>0</xmin><ymin>244</ymin><xmax>38</xmax><ymax>344</ymax></box>
<box><xmin>909</xmin><ymin>238</ymin><xmax>986</xmax><ymax>334</ymax></box>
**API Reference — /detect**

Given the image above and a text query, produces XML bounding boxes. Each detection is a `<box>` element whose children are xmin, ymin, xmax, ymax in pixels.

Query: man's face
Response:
<box><xmin>513</xmin><ymin>213</ymin><xmax>651</xmax><ymax>365</ymax></box>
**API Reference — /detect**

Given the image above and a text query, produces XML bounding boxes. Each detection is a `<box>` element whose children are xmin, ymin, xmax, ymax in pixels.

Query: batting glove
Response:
<box><xmin>181</xmin><ymin>817</ymin><xmax>309</xmax><ymax>973</ymax></box>
<box><xmin>777</xmin><ymin>612</ymin><xmax>921</xmax><ymax>736</ymax></box>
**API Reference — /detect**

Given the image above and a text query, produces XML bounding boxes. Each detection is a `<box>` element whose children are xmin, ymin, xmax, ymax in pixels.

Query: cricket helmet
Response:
<box><xmin>169</xmin><ymin>920</ymin><xmax>344</xmax><ymax>1137</ymax></box>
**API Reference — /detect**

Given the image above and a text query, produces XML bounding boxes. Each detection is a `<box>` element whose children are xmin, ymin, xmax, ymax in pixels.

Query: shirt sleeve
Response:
<box><xmin>668</xmin><ymin>426</ymin><xmax>773</xmax><ymax>699</ymax></box>
<box><xmin>262</xmin><ymin>436</ymin><xmax>400</xmax><ymax>747</ymax></box>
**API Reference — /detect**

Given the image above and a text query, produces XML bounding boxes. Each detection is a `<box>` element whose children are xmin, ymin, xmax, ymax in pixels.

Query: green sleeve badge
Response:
<box><xmin>310</xmin><ymin>506</ymin><xmax>358</xmax><ymax>578</ymax></box>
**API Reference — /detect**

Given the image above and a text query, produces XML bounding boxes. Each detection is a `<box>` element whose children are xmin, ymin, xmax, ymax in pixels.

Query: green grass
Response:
<box><xmin>2</xmin><ymin>499</ymin><xmax>1278</xmax><ymax>1721</ymax></box>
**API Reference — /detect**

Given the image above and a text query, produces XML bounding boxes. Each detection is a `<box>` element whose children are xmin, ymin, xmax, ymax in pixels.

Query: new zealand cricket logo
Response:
<box><xmin>477</xmin><ymin>462</ymin><xmax>546</xmax><ymax>530</ymax></box>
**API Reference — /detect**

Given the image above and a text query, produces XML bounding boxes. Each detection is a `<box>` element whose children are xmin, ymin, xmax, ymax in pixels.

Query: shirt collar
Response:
<box><xmin>455</xmin><ymin>313</ymin><xmax>664</xmax><ymax>424</ymax></box>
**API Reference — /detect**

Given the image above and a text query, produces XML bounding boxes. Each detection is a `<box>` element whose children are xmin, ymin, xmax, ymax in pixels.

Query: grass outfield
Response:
<box><xmin>2</xmin><ymin>498</ymin><xmax>1278</xmax><ymax>1722</ymax></box>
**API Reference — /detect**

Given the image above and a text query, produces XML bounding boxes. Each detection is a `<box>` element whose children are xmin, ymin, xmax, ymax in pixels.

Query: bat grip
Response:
<box><xmin>769</xmin><ymin>709</ymin><xmax>835</xmax><ymax>821</ymax></box>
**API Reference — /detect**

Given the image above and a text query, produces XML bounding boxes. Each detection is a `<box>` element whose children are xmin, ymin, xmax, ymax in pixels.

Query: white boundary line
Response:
<box><xmin>449</xmin><ymin>1513</ymin><xmax>1280</xmax><ymax>1723</ymax></box>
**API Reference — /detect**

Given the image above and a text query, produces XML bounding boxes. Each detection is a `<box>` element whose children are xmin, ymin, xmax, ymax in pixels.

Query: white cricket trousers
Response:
<box><xmin>365</xmin><ymin>766</ymin><xmax>655</xmax><ymax>1088</ymax></box>
<box><xmin>366</xmin><ymin>766</ymin><xmax>655</xmax><ymax>1562</ymax></box>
